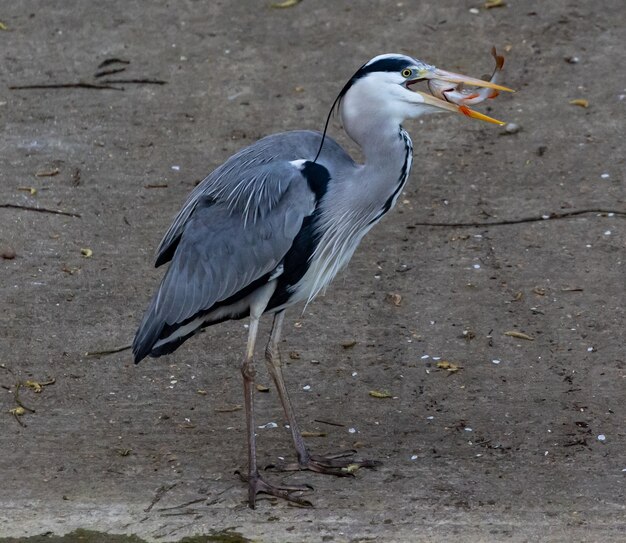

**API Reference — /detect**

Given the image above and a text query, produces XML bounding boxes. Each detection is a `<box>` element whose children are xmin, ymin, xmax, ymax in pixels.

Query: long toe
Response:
<box><xmin>270</xmin><ymin>450</ymin><xmax>382</xmax><ymax>476</ymax></box>
<box><xmin>237</xmin><ymin>470</ymin><xmax>313</xmax><ymax>508</ymax></box>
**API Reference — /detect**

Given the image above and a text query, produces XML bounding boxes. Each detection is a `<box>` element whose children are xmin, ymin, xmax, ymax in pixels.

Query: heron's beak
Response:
<box><xmin>412</xmin><ymin>90</ymin><xmax>507</xmax><ymax>125</ymax></box>
<box><xmin>427</xmin><ymin>68</ymin><xmax>514</xmax><ymax>94</ymax></box>
<box><xmin>409</xmin><ymin>66</ymin><xmax>514</xmax><ymax>126</ymax></box>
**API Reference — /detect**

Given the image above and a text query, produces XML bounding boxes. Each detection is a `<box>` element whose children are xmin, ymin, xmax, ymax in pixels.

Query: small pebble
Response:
<box><xmin>587</xmin><ymin>347</ymin><xmax>594</xmax><ymax>352</ymax></box>
<box><xmin>464</xmin><ymin>427</ymin><xmax>473</xmax><ymax>432</ymax></box>
<box><xmin>421</xmin><ymin>355</ymin><xmax>430</xmax><ymax>359</ymax></box>
<box><xmin>259</xmin><ymin>422</ymin><xmax>278</xmax><ymax>429</ymax></box>
<box><xmin>410</xmin><ymin>455</ymin><xmax>418</xmax><ymax>461</ymax></box>
<box><xmin>600</xmin><ymin>173</ymin><xmax>610</xmax><ymax>179</ymax></box>
<box><xmin>565</xmin><ymin>56</ymin><xmax>580</xmax><ymax>64</ymax></box>
<box><xmin>348</xmin><ymin>427</ymin><xmax>356</xmax><ymax>434</ymax></box>
<box><xmin>302</xmin><ymin>385</ymin><xmax>311</xmax><ymax>391</ymax></box>
<box><xmin>492</xmin><ymin>359</ymin><xmax>501</xmax><ymax>365</ymax></box>
<box><xmin>427</xmin><ymin>416</ymin><xmax>434</xmax><ymax>420</ymax></box>
<box><xmin>351</xmin><ymin>371</ymin><xmax>358</xmax><ymax>377</ymax></box>
<box><xmin>597</xmin><ymin>434</ymin><xmax>606</xmax><ymax>442</ymax></box>
<box><xmin>171</xmin><ymin>165</ymin><xmax>180</xmax><ymax>171</ymax></box>
<box><xmin>473</xmin><ymin>264</ymin><xmax>481</xmax><ymax>269</ymax></box>
<box><xmin>469</xmin><ymin>7</ymin><xmax>479</xmax><ymax>14</ymax></box>
<box><xmin>504</xmin><ymin>122</ymin><xmax>521</xmax><ymax>134</ymax></box>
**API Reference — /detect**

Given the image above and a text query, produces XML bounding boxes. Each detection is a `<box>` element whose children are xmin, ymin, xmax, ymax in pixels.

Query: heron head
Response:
<box><xmin>337</xmin><ymin>53</ymin><xmax>513</xmax><ymax>131</ymax></box>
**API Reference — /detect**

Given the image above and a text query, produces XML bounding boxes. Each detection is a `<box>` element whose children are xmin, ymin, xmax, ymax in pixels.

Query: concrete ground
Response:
<box><xmin>1</xmin><ymin>1</ymin><xmax>624</xmax><ymax>541</ymax></box>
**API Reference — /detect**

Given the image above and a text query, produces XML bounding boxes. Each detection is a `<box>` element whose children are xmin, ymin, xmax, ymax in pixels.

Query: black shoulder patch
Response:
<box><xmin>300</xmin><ymin>161</ymin><xmax>330</xmax><ymax>201</ymax></box>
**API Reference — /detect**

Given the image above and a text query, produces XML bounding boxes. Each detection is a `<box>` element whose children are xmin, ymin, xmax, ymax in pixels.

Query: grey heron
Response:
<box><xmin>133</xmin><ymin>52</ymin><xmax>512</xmax><ymax>507</ymax></box>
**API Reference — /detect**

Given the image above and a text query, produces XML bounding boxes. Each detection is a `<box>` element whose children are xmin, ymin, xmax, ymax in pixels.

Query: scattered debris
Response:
<box><xmin>436</xmin><ymin>361</ymin><xmax>463</xmax><ymax>373</ymax></box>
<box><xmin>215</xmin><ymin>405</ymin><xmax>242</xmax><ymax>413</ymax></box>
<box><xmin>504</xmin><ymin>331</ymin><xmax>534</xmax><ymax>341</ymax></box>
<box><xmin>301</xmin><ymin>431</ymin><xmax>327</xmax><ymax>437</ymax></box>
<box><xmin>288</xmin><ymin>351</ymin><xmax>300</xmax><ymax>359</ymax></box>
<box><xmin>1</xmin><ymin>247</ymin><xmax>16</xmax><ymax>260</ymax></box>
<box><xmin>258</xmin><ymin>422</ymin><xmax>278</xmax><ymax>429</ymax></box>
<box><xmin>24</xmin><ymin>378</ymin><xmax>55</xmax><ymax>393</ymax></box>
<box><xmin>314</xmin><ymin>418</ymin><xmax>345</xmax><ymax>427</ymax></box>
<box><xmin>484</xmin><ymin>0</ymin><xmax>505</xmax><ymax>8</ymax></box>
<box><xmin>369</xmin><ymin>390</ymin><xmax>393</xmax><ymax>399</ymax></box>
<box><xmin>341</xmin><ymin>463</ymin><xmax>361</xmax><ymax>474</ymax></box>
<box><xmin>256</xmin><ymin>384</ymin><xmax>270</xmax><ymax>392</ymax></box>
<box><xmin>569</xmin><ymin>99</ymin><xmax>589</xmax><ymax>108</ymax></box>
<box><xmin>18</xmin><ymin>187</ymin><xmax>37</xmax><ymax>195</ymax></box>
<box><xmin>80</xmin><ymin>248</ymin><xmax>93</xmax><ymax>258</ymax></box>
<box><xmin>85</xmin><ymin>344</ymin><xmax>131</xmax><ymax>357</ymax></box>
<box><xmin>271</xmin><ymin>0</ymin><xmax>302</xmax><ymax>7</ymax></box>
<box><xmin>532</xmin><ymin>287</ymin><xmax>546</xmax><ymax>296</ymax></box>
<box><xmin>341</xmin><ymin>340</ymin><xmax>357</xmax><ymax>349</ymax></box>
<box><xmin>98</xmin><ymin>58</ymin><xmax>131</xmax><ymax>69</ymax></box>
<box><xmin>35</xmin><ymin>167</ymin><xmax>60</xmax><ymax>177</ymax></box>
<box><xmin>0</xmin><ymin>203</ymin><xmax>81</xmax><ymax>218</ymax></box>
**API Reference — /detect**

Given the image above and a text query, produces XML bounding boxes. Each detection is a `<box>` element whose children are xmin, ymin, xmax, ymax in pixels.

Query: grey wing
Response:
<box><xmin>155</xmin><ymin>131</ymin><xmax>326</xmax><ymax>268</ymax></box>
<box><xmin>133</xmin><ymin>160</ymin><xmax>316</xmax><ymax>362</ymax></box>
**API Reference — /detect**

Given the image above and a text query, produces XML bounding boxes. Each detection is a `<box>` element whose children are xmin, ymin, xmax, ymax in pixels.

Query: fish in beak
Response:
<box><xmin>410</xmin><ymin>48</ymin><xmax>514</xmax><ymax>125</ymax></box>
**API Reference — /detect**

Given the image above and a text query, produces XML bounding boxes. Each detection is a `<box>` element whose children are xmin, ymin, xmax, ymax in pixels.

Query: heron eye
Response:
<box><xmin>401</xmin><ymin>68</ymin><xmax>413</xmax><ymax>78</ymax></box>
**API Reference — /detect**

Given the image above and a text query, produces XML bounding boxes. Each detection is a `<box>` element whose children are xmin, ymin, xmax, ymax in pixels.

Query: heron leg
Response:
<box><xmin>239</xmin><ymin>293</ymin><xmax>312</xmax><ymax>508</ymax></box>
<box><xmin>264</xmin><ymin>311</ymin><xmax>381</xmax><ymax>477</ymax></box>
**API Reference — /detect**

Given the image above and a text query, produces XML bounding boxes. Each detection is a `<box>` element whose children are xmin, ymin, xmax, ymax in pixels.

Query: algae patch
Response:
<box><xmin>0</xmin><ymin>528</ymin><xmax>250</xmax><ymax>543</ymax></box>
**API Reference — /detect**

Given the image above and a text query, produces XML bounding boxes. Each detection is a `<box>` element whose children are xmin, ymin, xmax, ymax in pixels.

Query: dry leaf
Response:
<box><xmin>341</xmin><ymin>340</ymin><xmax>357</xmax><ymax>349</ymax></box>
<box><xmin>24</xmin><ymin>380</ymin><xmax>43</xmax><ymax>393</ymax></box>
<box><xmin>271</xmin><ymin>0</ymin><xmax>302</xmax><ymax>7</ymax></box>
<box><xmin>288</xmin><ymin>351</ymin><xmax>301</xmax><ymax>360</ymax></box>
<box><xmin>532</xmin><ymin>287</ymin><xmax>546</xmax><ymax>296</ymax></box>
<box><xmin>484</xmin><ymin>0</ymin><xmax>505</xmax><ymax>8</ymax></box>
<box><xmin>256</xmin><ymin>384</ymin><xmax>270</xmax><ymax>392</ymax></box>
<box><xmin>197</xmin><ymin>389</ymin><xmax>207</xmax><ymax>395</ymax></box>
<box><xmin>436</xmin><ymin>361</ymin><xmax>463</xmax><ymax>373</ymax></box>
<box><xmin>9</xmin><ymin>407</ymin><xmax>25</xmax><ymax>416</ymax></box>
<box><xmin>504</xmin><ymin>331</ymin><xmax>534</xmax><ymax>341</ymax></box>
<box><xmin>341</xmin><ymin>463</ymin><xmax>361</xmax><ymax>474</ymax></box>
<box><xmin>512</xmin><ymin>291</ymin><xmax>523</xmax><ymax>301</ymax></box>
<box><xmin>0</xmin><ymin>21</ymin><xmax>7</xmax><ymax>31</ymax></box>
<box><xmin>387</xmin><ymin>293</ymin><xmax>402</xmax><ymax>306</ymax></box>
<box><xmin>569</xmin><ymin>99</ymin><xmax>589</xmax><ymax>108</ymax></box>
<box><xmin>35</xmin><ymin>167</ymin><xmax>60</xmax><ymax>177</ymax></box>
<box><xmin>301</xmin><ymin>431</ymin><xmax>327</xmax><ymax>437</ymax></box>
<box><xmin>80</xmin><ymin>248</ymin><xmax>93</xmax><ymax>258</ymax></box>
<box><xmin>214</xmin><ymin>405</ymin><xmax>243</xmax><ymax>413</ymax></box>
<box><xmin>369</xmin><ymin>390</ymin><xmax>392</xmax><ymax>399</ymax></box>
<box><xmin>18</xmin><ymin>187</ymin><xmax>37</xmax><ymax>195</ymax></box>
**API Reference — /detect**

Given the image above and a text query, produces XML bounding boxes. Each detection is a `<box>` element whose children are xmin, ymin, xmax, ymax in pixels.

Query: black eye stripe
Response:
<box><xmin>338</xmin><ymin>57</ymin><xmax>415</xmax><ymax>101</ymax></box>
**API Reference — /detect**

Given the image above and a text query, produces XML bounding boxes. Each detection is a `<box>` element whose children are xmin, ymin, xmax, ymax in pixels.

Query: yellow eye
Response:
<box><xmin>401</xmin><ymin>68</ymin><xmax>412</xmax><ymax>78</ymax></box>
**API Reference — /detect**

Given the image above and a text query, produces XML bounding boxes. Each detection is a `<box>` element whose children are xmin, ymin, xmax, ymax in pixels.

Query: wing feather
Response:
<box><xmin>133</xmin><ymin>162</ymin><xmax>316</xmax><ymax>361</ymax></box>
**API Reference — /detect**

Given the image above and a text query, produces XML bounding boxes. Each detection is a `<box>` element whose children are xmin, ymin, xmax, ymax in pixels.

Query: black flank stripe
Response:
<box><xmin>267</xmin><ymin>161</ymin><xmax>330</xmax><ymax>310</ymax></box>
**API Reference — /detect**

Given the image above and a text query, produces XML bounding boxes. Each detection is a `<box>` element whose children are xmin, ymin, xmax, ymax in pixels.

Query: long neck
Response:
<box><xmin>342</xmin><ymin>109</ymin><xmax>414</xmax><ymax>209</ymax></box>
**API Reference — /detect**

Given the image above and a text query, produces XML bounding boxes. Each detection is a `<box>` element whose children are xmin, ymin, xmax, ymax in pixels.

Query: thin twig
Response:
<box><xmin>85</xmin><ymin>344</ymin><xmax>131</xmax><ymax>357</ymax></box>
<box><xmin>100</xmin><ymin>78</ymin><xmax>167</xmax><ymax>85</ymax></box>
<box><xmin>145</xmin><ymin>483</ymin><xmax>178</xmax><ymax>513</ymax></box>
<box><xmin>0</xmin><ymin>203</ymin><xmax>81</xmax><ymax>218</ymax></box>
<box><xmin>9</xmin><ymin>82</ymin><xmax>123</xmax><ymax>91</ymax></box>
<box><xmin>411</xmin><ymin>208</ymin><xmax>625</xmax><ymax>228</ymax></box>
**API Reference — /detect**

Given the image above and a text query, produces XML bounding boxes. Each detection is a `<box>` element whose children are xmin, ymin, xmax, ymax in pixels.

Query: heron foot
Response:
<box><xmin>270</xmin><ymin>449</ymin><xmax>382</xmax><ymax>477</ymax></box>
<box><xmin>236</xmin><ymin>470</ymin><xmax>313</xmax><ymax>508</ymax></box>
